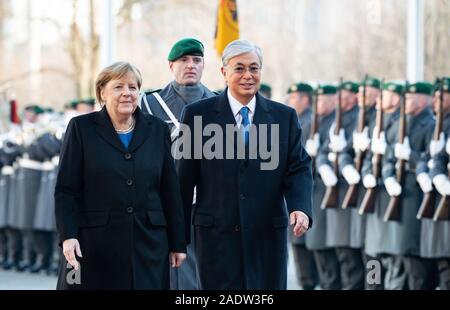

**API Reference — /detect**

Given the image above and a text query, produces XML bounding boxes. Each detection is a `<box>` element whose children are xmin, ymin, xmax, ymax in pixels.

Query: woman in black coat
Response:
<box><xmin>55</xmin><ymin>62</ymin><xmax>186</xmax><ymax>289</ymax></box>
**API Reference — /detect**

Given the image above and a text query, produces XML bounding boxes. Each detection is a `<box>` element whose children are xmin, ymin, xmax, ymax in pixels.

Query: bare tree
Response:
<box><xmin>67</xmin><ymin>0</ymin><xmax>99</xmax><ymax>99</ymax></box>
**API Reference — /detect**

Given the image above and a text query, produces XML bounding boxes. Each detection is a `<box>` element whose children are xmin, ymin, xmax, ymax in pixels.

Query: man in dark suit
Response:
<box><xmin>176</xmin><ymin>39</ymin><xmax>313</xmax><ymax>289</ymax></box>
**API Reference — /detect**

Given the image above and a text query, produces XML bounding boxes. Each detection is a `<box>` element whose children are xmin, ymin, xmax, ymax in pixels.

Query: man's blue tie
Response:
<box><xmin>240</xmin><ymin>106</ymin><xmax>250</xmax><ymax>145</ymax></box>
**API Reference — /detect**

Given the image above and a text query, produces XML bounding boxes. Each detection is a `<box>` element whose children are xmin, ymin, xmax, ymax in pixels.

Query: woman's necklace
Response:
<box><xmin>114</xmin><ymin>117</ymin><xmax>135</xmax><ymax>134</ymax></box>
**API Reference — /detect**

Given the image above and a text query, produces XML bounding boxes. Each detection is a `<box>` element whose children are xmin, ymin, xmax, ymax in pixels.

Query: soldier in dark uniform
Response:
<box><xmin>259</xmin><ymin>83</ymin><xmax>272</xmax><ymax>99</ymax></box>
<box><xmin>382</xmin><ymin>82</ymin><xmax>436</xmax><ymax>289</ymax></box>
<box><xmin>140</xmin><ymin>38</ymin><xmax>215</xmax><ymax>290</ymax></box>
<box><xmin>319</xmin><ymin>80</ymin><xmax>367</xmax><ymax>290</ymax></box>
<box><xmin>306</xmin><ymin>85</ymin><xmax>341</xmax><ymax>289</ymax></box>
<box><xmin>361</xmin><ymin>81</ymin><xmax>403</xmax><ymax>289</ymax></box>
<box><xmin>421</xmin><ymin>77</ymin><xmax>450</xmax><ymax>290</ymax></box>
<box><xmin>286</xmin><ymin>82</ymin><xmax>318</xmax><ymax>290</ymax></box>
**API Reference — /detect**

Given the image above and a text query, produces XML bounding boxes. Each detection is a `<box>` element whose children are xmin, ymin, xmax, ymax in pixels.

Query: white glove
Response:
<box><xmin>416</xmin><ymin>173</ymin><xmax>432</xmax><ymax>193</ymax></box>
<box><xmin>446</xmin><ymin>137</ymin><xmax>450</xmax><ymax>155</ymax></box>
<box><xmin>363</xmin><ymin>174</ymin><xmax>377</xmax><ymax>189</ymax></box>
<box><xmin>342</xmin><ymin>165</ymin><xmax>360</xmax><ymax>185</ymax></box>
<box><xmin>430</xmin><ymin>132</ymin><xmax>445</xmax><ymax>157</ymax></box>
<box><xmin>305</xmin><ymin>133</ymin><xmax>319</xmax><ymax>157</ymax></box>
<box><xmin>371</xmin><ymin>131</ymin><xmax>387</xmax><ymax>155</ymax></box>
<box><xmin>329</xmin><ymin>127</ymin><xmax>347</xmax><ymax>153</ymax></box>
<box><xmin>353</xmin><ymin>127</ymin><xmax>371</xmax><ymax>152</ymax></box>
<box><xmin>395</xmin><ymin>137</ymin><xmax>411</xmax><ymax>161</ymax></box>
<box><xmin>433</xmin><ymin>174</ymin><xmax>450</xmax><ymax>196</ymax></box>
<box><xmin>384</xmin><ymin>177</ymin><xmax>402</xmax><ymax>197</ymax></box>
<box><xmin>318</xmin><ymin>165</ymin><xmax>338</xmax><ymax>187</ymax></box>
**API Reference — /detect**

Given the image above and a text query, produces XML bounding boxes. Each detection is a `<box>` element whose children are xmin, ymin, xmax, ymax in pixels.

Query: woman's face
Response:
<box><xmin>101</xmin><ymin>72</ymin><xmax>139</xmax><ymax>117</ymax></box>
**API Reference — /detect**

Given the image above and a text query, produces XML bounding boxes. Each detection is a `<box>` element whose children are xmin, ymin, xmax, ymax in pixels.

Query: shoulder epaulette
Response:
<box><xmin>144</xmin><ymin>89</ymin><xmax>162</xmax><ymax>95</ymax></box>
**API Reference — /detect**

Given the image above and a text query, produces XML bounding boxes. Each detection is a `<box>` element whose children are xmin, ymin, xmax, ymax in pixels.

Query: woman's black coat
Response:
<box><xmin>55</xmin><ymin>107</ymin><xmax>186</xmax><ymax>289</ymax></box>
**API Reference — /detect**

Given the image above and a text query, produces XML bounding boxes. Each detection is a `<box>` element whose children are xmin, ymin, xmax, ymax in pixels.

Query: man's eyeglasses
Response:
<box><xmin>228</xmin><ymin>65</ymin><xmax>261</xmax><ymax>75</ymax></box>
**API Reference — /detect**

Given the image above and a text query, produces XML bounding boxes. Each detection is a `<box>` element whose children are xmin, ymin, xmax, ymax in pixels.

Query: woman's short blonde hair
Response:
<box><xmin>95</xmin><ymin>62</ymin><xmax>143</xmax><ymax>104</ymax></box>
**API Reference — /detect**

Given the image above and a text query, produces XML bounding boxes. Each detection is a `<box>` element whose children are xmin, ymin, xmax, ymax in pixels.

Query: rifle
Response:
<box><xmin>383</xmin><ymin>81</ymin><xmax>408</xmax><ymax>222</ymax></box>
<box><xmin>433</xmin><ymin>79</ymin><xmax>450</xmax><ymax>221</ymax></box>
<box><xmin>321</xmin><ymin>77</ymin><xmax>343</xmax><ymax>210</ymax></box>
<box><xmin>310</xmin><ymin>89</ymin><xmax>319</xmax><ymax>176</ymax></box>
<box><xmin>417</xmin><ymin>78</ymin><xmax>444</xmax><ymax>219</ymax></box>
<box><xmin>342</xmin><ymin>75</ymin><xmax>368</xmax><ymax>209</ymax></box>
<box><xmin>359</xmin><ymin>79</ymin><xmax>384</xmax><ymax>214</ymax></box>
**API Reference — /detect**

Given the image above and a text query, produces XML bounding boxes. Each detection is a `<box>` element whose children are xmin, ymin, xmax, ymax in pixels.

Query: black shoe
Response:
<box><xmin>16</xmin><ymin>260</ymin><xmax>34</xmax><ymax>272</ymax></box>
<box><xmin>2</xmin><ymin>260</ymin><xmax>18</xmax><ymax>270</ymax></box>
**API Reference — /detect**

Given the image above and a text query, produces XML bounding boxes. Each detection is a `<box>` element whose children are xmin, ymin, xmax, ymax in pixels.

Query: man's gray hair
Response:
<box><xmin>222</xmin><ymin>40</ymin><xmax>263</xmax><ymax>67</ymax></box>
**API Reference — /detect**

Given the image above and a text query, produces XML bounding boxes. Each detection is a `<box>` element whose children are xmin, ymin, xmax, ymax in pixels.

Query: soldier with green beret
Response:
<box><xmin>286</xmin><ymin>82</ymin><xmax>314</xmax><ymax>142</ymax></box>
<box><xmin>420</xmin><ymin>77</ymin><xmax>450</xmax><ymax>289</ymax></box>
<box><xmin>382</xmin><ymin>80</ymin><xmax>436</xmax><ymax>289</ymax></box>
<box><xmin>259</xmin><ymin>83</ymin><xmax>272</xmax><ymax>99</ymax></box>
<box><xmin>140</xmin><ymin>38</ymin><xmax>215</xmax><ymax>290</ymax></box>
<box><xmin>141</xmin><ymin>37</ymin><xmax>214</xmax><ymax>141</ymax></box>
<box><xmin>286</xmin><ymin>81</ymin><xmax>319</xmax><ymax>290</ymax></box>
<box><xmin>23</xmin><ymin>105</ymin><xmax>44</xmax><ymax>123</ymax></box>
<box><xmin>320</xmin><ymin>80</ymin><xmax>365</xmax><ymax>290</ymax></box>
<box><xmin>303</xmin><ymin>84</ymin><xmax>342</xmax><ymax>289</ymax></box>
<box><xmin>75</xmin><ymin>98</ymin><xmax>96</xmax><ymax>114</ymax></box>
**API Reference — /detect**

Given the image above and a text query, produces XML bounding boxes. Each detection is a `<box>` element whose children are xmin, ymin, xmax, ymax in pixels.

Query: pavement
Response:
<box><xmin>0</xmin><ymin>247</ymin><xmax>302</xmax><ymax>290</ymax></box>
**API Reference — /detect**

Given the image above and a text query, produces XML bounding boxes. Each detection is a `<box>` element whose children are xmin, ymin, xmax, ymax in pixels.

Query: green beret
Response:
<box><xmin>340</xmin><ymin>81</ymin><xmax>359</xmax><ymax>94</ymax></box>
<box><xmin>382</xmin><ymin>81</ymin><xmax>404</xmax><ymax>95</ymax></box>
<box><xmin>25</xmin><ymin>105</ymin><xmax>44</xmax><ymax>114</ymax></box>
<box><xmin>361</xmin><ymin>76</ymin><xmax>381</xmax><ymax>89</ymax></box>
<box><xmin>406</xmin><ymin>82</ymin><xmax>433</xmax><ymax>95</ymax></box>
<box><xmin>44</xmin><ymin>107</ymin><xmax>54</xmax><ymax>113</ymax></box>
<box><xmin>79</xmin><ymin>98</ymin><xmax>96</xmax><ymax>106</ymax></box>
<box><xmin>69</xmin><ymin>100</ymin><xmax>80</xmax><ymax>109</ymax></box>
<box><xmin>168</xmin><ymin>38</ymin><xmax>204</xmax><ymax>61</ymax></box>
<box><xmin>260</xmin><ymin>83</ymin><xmax>272</xmax><ymax>92</ymax></box>
<box><xmin>434</xmin><ymin>77</ymin><xmax>450</xmax><ymax>93</ymax></box>
<box><xmin>288</xmin><ymin>83</ymin><xmax>313</xmax><ymax>94</ymax></box>
<box><xmin>316</xmin><ymin>85</ymin><xmax>337</xmax><ymax>95</ymax></box>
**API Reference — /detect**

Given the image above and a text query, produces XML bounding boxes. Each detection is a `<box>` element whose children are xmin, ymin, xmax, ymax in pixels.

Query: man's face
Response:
<box><xmin>432</xmin><ymin>91</ymin><xmax>450</xmax><ymax>114</ymax></box>
<box><xmin>381</xmin><ymin>90</ymin><xmax>400</xmax><ymax>113</ymax></box>
<box><xmin>76</xmin><ymin>103</ymin><xmax>94</xmax><ymax>114</ymax></box>
<box><xmin>169</xmin><ymin>55</ymin><xmax>204</xmax><ymax>86</ymax></box>
<box><xmin>340</xmin><ymin>89</ymin><xmax>357</xmax><ymax>112</ymax></box>
<box><xmin>23</xmin><ymin>110</ymin><xmax>37</xmax><ymax>123</ymax></box>
<box><xmin>405</xmin><ymin>93</ymin><xmax>429</xmax><ymax>115</ymax></box>
<box><xmin>221</xmin><ymin>51</ymin><xmax>261</xmax><ymax>104</ymax></box>
<box><xmin>287</xmin><ymin>92</ymin><xmax>310</xmax><ymax>115</ymax></box>
<box><xmin>358</xmin><ymin>86</ymin><xmax>379</xmax><ymax>107</ymax></box>
<box><xmin>317</xmin><ymin>94</ymin><xmax>336</xmax><ymax>116</ymax></box>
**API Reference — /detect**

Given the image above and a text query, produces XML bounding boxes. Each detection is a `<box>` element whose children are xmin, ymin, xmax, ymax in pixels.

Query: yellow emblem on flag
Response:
<box><xmin>214</xmin><ymin>0</ymin><xmax>239</xmax><ymax>57</ymax></box>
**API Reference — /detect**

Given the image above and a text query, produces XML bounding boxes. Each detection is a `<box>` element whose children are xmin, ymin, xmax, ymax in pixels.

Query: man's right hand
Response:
<box><xmin>62</xmin><ymin>238</ymin><xmax>82</xmax><ymax>270</ymax></box>
<box><xmin>363</xmin><ymin>174</ymin><xmax>377</xmax><ymax>189</ymax></box>
<box><xmin>318</xmin><ymin>165</ymin><xmax>338</xmax><ymax>187</ymax></box>
<box><xmin>305</xmin><ymin>133</ymin><xmax>319</xmax><ymax>157</ymax></box>
<box><xmin>430</xmin><ymin>132</ymin><xmax>445</xmax><ymax>156</ymax></box>
<box><xmin>384</xmin><ymin>177</ymin><xmax>402</xmax><ymax>197</ymax></box>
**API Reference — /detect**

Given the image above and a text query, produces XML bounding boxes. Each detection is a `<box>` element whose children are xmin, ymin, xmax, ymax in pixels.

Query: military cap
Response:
<box><xmin>69</xmin><ymin>100</ymin><xmax>80</xmax><ymax>109</ymax></box>
<box><xmin>168</xmin><ymin>38</ymin><xmax>204</xmax><ymax>61</ymax></box>
<box><xmin>382</xmin><ymin>81</ymin><xmax>404</xmax><ymax>95</ymax></box>
<box><xmin>316</xmin><ymin>85</ymin><xmax>337</xmax><ymax>95</ymax></box>
<box><xmin>79</xmin><ymin>98</ymin><xmax>96</xmax><ymax>106</ymax></box>
<box><xmin>260</xmin><ymin>83</ymin><xmax>272</xmax><ymax>92</ymax></box>
<box><xmin>340</xmin><ymin>81</ymin><xmax>359</xmax><ymax>93</ymax></box>
<box><xmin>433</xmin><ymin>77</ymin><xmax>450</xmax><ymax>93</ymax></box>
<box><xmin>288</xmin><ymin>82</ymin><xmax>313</xmax><ymax>94</ymax></box>
<box><xmin>25</xmin><ymin>105</ymin><xmax>44</xmax><ymax>114</ymax></box>
<box><xmin>361</xmin><ymin>76</ymin><xmax>381</xmax><ymax>89</ymax></box>
<box><xmin>406</xmin><ymin>82</ymin><xmax>433</xmax><ymax>95</ymax></box>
